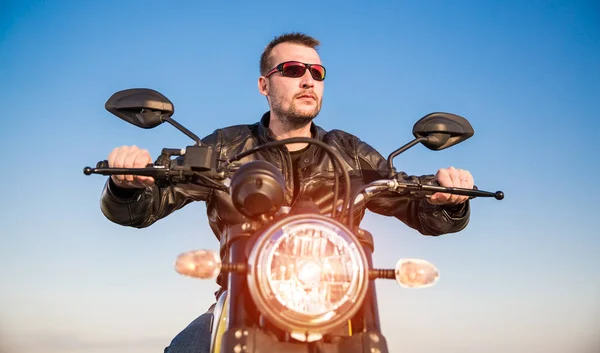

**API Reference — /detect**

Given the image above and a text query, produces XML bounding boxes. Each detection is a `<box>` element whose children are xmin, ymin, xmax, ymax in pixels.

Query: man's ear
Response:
<box><xmin>258</xmin><ymin>76</ymin><xmax>268</xmax><ymax>96</ymax></box>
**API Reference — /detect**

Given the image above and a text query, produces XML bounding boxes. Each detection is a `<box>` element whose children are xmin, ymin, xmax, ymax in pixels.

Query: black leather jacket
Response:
<box><xmin>100</xmin><ymin>112</ymin><xmax>470</xmax><ymax>283</ymax></box>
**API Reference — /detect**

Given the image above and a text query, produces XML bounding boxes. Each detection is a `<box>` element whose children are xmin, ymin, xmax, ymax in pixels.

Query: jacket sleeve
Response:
<box><xmin>99</xmin><ymin>130</ymin><xmax>221</xmax><ymax>229</ymax></box>
<box><xmin>355</xmin><ymin>137</ymin><xmax>470</xmax><ymax>236</ymax></box>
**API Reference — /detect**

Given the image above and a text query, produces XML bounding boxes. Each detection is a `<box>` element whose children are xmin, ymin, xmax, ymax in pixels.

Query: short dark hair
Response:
<box><xmin>260</xmin><ymin>32</ymin><xmax>321</xmax><ymax>76</ymax></box>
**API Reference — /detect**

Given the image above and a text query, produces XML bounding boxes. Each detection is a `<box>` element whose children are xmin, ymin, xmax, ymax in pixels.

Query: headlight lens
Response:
<box><xmin>247</xmin><ymin>214</ymin><xmax>368</xmax><ymax>340</ymax></box>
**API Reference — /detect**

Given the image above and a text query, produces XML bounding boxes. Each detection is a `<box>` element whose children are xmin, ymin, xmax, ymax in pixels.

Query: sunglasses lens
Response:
<box><xmin>281</xmin><ymin>62</ymin><xmax>307</xmax><ymax>78</ymax></box>
<box><xmin>309</xmin><ymin>65</ymin><xmax>325</xmax><ymax>81</ymax></box>
<box><xmin>278</xmin><ymin>62</ymin><xmax>326</xmax><ymax>81</ymax></box>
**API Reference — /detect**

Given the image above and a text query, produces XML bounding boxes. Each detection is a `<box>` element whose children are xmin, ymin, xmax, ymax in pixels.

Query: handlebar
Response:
<box><xmin>84</xmin><ymin>160</ymin><xmax>504</xmax><ymax>202</ymax></box>
<box><xmin>83</xmin><ymin>159</ymin><xmax>225</xmax><ymax>179</ymax></box>
<box><xmin>84</xmin><ymin>149</ymin><xmax>504</xmax><ymax>232</ymax></box>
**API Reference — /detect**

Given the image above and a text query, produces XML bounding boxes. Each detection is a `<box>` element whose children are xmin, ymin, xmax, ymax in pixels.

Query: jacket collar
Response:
<box><xmin>257</xmin><ymin>111</ymin><xmax>324</xmax><ymax>144</ymax></box>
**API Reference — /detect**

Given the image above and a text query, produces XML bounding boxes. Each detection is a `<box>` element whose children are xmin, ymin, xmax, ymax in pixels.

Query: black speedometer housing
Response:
<box><xmin>230</xmin><ymin>160</ymin><xmax>286</xmax><ymax>219</ymax></box>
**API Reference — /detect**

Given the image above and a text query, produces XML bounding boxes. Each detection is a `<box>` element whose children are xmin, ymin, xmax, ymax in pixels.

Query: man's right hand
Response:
<box><xmin>108</xmin><ymin>145</ymin><xmax>155</xmax><ymax>189</ymax></box>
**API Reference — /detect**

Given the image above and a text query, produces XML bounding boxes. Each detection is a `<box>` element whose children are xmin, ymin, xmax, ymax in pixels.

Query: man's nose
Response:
<box><xmin>299</xmin><ymin>70</ymin><xmax>315</xmax><ymax>88</ymax></box>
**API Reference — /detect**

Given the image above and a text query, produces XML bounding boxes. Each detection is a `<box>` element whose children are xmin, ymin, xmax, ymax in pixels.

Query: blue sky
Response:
<box><xmin>1</xmin><ymin>1</ymin><xmax>599</xmax><ymax>352</ymax></box>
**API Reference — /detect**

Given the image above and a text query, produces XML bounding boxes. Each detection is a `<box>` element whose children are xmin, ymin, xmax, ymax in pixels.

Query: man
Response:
<box><xmin>100</xmin><ymin>32</ymin><xmax>473</xmax><ymax>353</ymax></box>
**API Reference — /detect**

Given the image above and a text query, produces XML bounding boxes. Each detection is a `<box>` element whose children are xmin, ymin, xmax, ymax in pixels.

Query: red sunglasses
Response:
<box><xmin>265</xmin><ymin>61</ymin><xmax>326</xmax><ymax>81</ymax></box>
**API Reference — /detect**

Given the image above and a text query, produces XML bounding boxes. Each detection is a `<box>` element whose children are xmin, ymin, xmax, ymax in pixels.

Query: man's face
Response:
<box><xmin>259</xmin><ymin>43</ymin><xmax>324</xmax><ymax>131</ymax></box>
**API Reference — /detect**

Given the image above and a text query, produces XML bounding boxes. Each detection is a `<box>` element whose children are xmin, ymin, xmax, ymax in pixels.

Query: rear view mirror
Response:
<box><xmin>413</xmin><ymin>112</ymin><xmax>474</xmax><ymax>150</ymax></box>
<box><xmin>105</xmin><ymin>88</ymin><xmax>174</xmax><ymax>129</ymax></box>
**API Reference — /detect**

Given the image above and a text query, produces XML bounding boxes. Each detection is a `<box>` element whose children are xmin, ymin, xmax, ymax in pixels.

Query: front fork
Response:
<box><xmin>351</xmin><ymin>240</ymin><xmax>383</xmax><ymax>334</ymax></box>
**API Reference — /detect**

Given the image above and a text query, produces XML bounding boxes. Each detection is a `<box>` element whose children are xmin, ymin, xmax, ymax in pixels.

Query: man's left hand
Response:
<box><xmin>428</xmin><ymin>166</ymin><xmax>474</xmax><ymax>205</ymax></box>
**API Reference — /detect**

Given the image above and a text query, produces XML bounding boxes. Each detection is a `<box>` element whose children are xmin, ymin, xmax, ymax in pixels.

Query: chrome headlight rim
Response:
<box><xmin>246</xmin><ymin>213</ymin><xmax>369</xmax><ymax>337</ymax></box>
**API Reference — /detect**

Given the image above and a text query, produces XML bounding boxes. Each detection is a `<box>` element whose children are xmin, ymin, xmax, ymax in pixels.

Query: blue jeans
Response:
<box><xmin>164</xmin><ymin>306</ymin><xmax>214</xmax><ymax>353</ymax></box>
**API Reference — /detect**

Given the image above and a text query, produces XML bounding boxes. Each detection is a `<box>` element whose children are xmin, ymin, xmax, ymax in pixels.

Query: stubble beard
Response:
<box><xmin>271</xmin><ymin>95</ymin><xmax>321</xmax><ymax>132</ymax></box>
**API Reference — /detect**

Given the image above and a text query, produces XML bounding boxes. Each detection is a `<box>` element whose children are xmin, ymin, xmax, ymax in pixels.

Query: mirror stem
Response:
<box><xmin>386</xmin><ymin>137</ymin><xmax>428</xmax><ymax>178</ymax></box>
<box><xmin>163</xmin><ymin>116</ymin><xmax>203</xmax><ymax>146</ymax></box>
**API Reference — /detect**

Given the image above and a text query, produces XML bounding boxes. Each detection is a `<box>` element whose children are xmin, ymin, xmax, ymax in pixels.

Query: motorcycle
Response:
<box><xmin>83</xmin><ymin>88</ymin><xmax>504</xmax><ymax>353</ymax></box>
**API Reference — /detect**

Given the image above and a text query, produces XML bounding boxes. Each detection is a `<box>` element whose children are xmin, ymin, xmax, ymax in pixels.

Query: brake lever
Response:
<box><xmin>394</xmin><ymin>181</ymin><xmax>504</xmax><ymax>200</ymax></box>
<box><xmin>83</xmin><ymin>160</ymin><xmax>168</xmax><ymax>177</ymax></box>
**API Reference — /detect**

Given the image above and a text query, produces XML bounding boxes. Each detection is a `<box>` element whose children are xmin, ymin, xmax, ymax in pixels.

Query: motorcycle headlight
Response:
<box><xmin>247</xmin><ymin>214</ymin><xmax>369</xmax><ymax>341</ymax></box>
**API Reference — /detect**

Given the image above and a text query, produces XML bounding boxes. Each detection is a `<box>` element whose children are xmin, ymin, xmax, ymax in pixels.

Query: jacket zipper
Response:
<box><xmin>278</xmin><ymin>146</ymin><xmax>295</xmax><ymax>207</ymax></box>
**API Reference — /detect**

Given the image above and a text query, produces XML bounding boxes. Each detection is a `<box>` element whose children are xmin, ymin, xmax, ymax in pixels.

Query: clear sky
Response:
<box><xmin>1</xmin><ymin>1</ymin><xmax>599</xmax><ymax>352</ymax></box>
